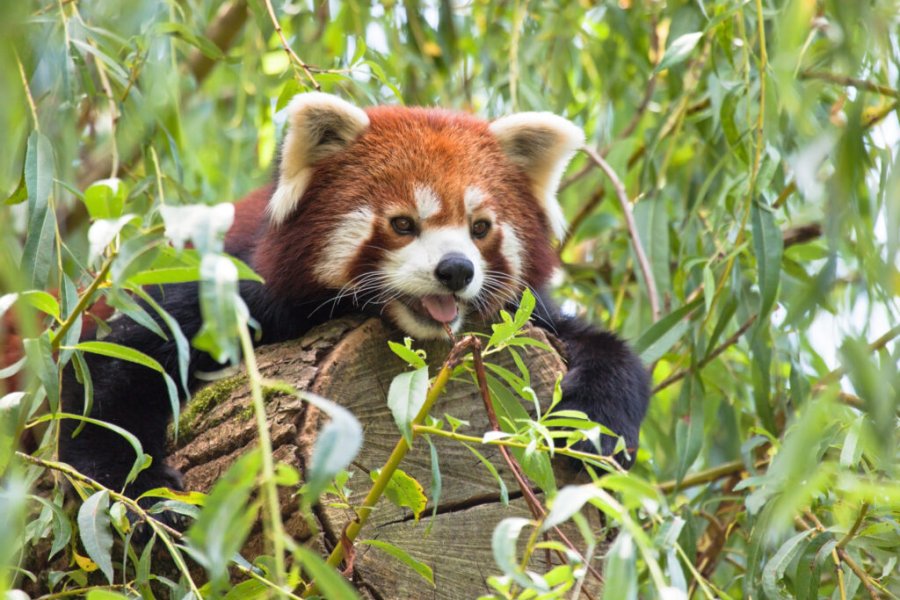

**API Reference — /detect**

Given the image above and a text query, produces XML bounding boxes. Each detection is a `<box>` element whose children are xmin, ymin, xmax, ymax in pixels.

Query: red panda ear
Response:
<box><xmin>489</xmin><ymin>113</ymin><xmax>584</xmax><ymax>240</ymax></box>
<box><xmin>269</xmin><ymin>93</ymin><xmax>370</xmax><ymax>224</ymax></box>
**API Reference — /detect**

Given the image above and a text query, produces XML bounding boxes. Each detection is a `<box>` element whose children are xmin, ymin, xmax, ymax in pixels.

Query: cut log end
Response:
<box><xmin>168</xmin><ymin>317</ymin><xmax>605</xmax><ymax>598</ymax></box>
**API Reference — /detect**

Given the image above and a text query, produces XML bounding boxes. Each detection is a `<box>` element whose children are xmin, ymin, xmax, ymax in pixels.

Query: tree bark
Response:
<box><xmin>168</xmin><ymin>316</ymin><xmax>604</xmax><ymax>598</ymax></box>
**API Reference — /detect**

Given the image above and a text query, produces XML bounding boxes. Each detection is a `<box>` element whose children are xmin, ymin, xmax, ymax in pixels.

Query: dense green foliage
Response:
<box><xmin>1</xmin><ymin>0</ymin><xmax>899</xmax><ymax>598</ymax></box>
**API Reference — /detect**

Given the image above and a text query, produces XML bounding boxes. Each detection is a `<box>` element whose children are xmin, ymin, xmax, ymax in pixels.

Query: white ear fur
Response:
<box><xmin>269</xmin><ymin>93</ymin><xmax>370</xmax><ymax>224</ymax></box>
<box><xmin>489</xmin><ymin>113</ymin><xmax>584</xmax><ymax>240</ymax></box>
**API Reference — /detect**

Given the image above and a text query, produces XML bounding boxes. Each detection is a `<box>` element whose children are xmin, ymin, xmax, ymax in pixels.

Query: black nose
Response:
<box><xmin>435</xmin><ymin>253</ymin><xmax>474</xmax><ymax>292</ymax></box>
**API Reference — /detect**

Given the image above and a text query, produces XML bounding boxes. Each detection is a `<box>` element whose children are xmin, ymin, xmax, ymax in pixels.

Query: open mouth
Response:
<box><xmin>402</xmin><ymin>294</ymin><xmax>460</xmax><ymax>325</ymax></box>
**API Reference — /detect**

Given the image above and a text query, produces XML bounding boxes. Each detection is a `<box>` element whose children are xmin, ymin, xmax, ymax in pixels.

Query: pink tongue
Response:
<box><xmin>421</xmin><ymin>295</ymin><xmax>458</xmax><ymax>323</ymax></box>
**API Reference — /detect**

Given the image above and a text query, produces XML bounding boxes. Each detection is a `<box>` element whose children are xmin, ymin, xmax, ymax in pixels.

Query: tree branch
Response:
<box><xmin>800</xmin><ymin>70</ymin><xmax>900</xmax><ymax>99</ymax></box>
<box><xmin>186</xmin><ymin>0</ymin><xmax>249</xmax><ymax>83</ymax></box>
<box><xmin>581</xmin><ymin>146</ymin><xmax>661</xmax><ymax>321</ymax></box>
<box><xmin>263</xmin><ymin>0</ymin><xmax>321</xmax><ymax>91</ymax></box>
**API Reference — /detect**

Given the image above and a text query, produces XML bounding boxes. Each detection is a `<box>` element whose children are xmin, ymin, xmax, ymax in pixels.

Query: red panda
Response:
<box><xmin>60</xmin><ymin>93</ymin><xmax>649</xmax><ymax>513</ymax></box>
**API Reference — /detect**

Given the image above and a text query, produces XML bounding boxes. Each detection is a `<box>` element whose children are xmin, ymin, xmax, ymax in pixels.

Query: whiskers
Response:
<box><xmin>308</xmin><ymin>271</ymin><xmax>393</xmax><ymax>319</ymax></box>
<box><xmin>476</xmin><ymin>270</ymin><xmax>557</xmax><ymax>333</ymax></box>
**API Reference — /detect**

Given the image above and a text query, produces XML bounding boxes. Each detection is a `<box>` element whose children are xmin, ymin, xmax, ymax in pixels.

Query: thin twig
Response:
<box><xmin>263</xmin><ymin>0</ymin><xmax>320</xmax><ymax>90</ymax></box>
<box><xmin>657</xmin><ymin>458</ymin><xmax>769</xmax><ymax>494</ymax></box>
<box><xmin>814</xmin><ymin>323</ymin><xmax>900</xmax><ymax>389</ymax></box>
<box><xmin>652</xmin><ymin>313</ymin><xmax>757</xmax><ymax>393</ymax></box>
<box><xmin>15</xmin><ymin>49</ymin><xmax>40</xmax><ymax>133</ymax></box>
<box><xmin>470</xmin><ymin>337</ymin><xmax>544</xmax><ymax>518</ymax></box>
<box><xmin>581</xmin><ymin>146</ymin><xmax>660</xmax><ymax>321</ymax></box>
<box><xmin>836</xmin><ymin>502</ymin><xmax>869</xmax><ymax>550</ymax></box>
<box><xmin>468</xmin><ymin>338</ymin><xmax>605</xmax><ymax>592</ymax></box>
<box><xmin>800</xmin><ymin>70</ymin><xmax>900</xmax><ymax>99</ymax></box>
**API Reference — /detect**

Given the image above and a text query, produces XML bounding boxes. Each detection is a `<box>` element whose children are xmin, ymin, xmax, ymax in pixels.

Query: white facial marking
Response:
<box><xmin>313</xmin><ymin>208</ymin><xmax>375</xmax><ymax>286</ymax></box>
<box><xmin>382</xmin><ymin>226</ymin><xmax>485</xmax><ymax>301</ymax></box>
<box><xmin>464</xmin><ymin>186</ymin><xmax>487</xmax><ymax>213</ymax></box>
<box><xmin>500</xmin><ymin>223</ymin><xmax>524</xmax><ymax>280</ymax></box>
<box><xmin>414</xmin><ymin>185</ymin><xmax>441</xmax><ymax>220</ymax></box>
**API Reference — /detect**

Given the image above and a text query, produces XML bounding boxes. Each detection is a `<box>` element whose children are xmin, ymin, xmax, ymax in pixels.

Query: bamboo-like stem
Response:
<box><xmin>49</xmin><ymin>253</ymin><xmax>116</xmax><ymax>351</ymax></box>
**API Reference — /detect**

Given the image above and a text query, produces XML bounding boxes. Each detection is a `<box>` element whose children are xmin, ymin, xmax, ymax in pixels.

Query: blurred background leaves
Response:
<box><xmin>1</xmin><ymin>0</ymin><xmax>898</xmax><ymax>597</ymax></box>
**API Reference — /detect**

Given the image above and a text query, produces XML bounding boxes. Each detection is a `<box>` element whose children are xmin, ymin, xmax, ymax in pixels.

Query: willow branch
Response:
<box><xmin>263</xmin><ymin>0</ymin><xmax>320</xmax><ymax>90</ymax></box>
<box><xmin>652</xmin><ymin>314</ymin><xmax>757</xmax><ymax>393</ymax></box>
<box><xmin>581</xmin><ymin>146</ymin><xmax>660</xmax><ymax>321</ymax></box>
<box><xmin>800</xmin><ymin>70</ymin><xmax>900</xmax><ymax>99</ymax></box>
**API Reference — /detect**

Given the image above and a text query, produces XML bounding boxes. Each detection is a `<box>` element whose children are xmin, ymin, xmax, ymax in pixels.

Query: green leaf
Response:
<box><xmin>632</xmin><ymin>299</ymin><xmax>702</xmax><ymax>363</ymax></box>
<box><xmin>77</xmin><ymin>490</ymin><xmax>114</xmax><ymax>583</ymax></box>
<box><xmin>633</xmin><ymin>196</ymin><xmax>670</xmax><ymax>306</ymax></box>
<box><xmin>674</xmin><ymin>375</ymin><xmax>704</xmax><ymax>483</ymax></box>
<box><xmin>426</xmin><ymin>436</ymin><xmax>442</xmax><ymax>526</ymax></box>
<box><xmin>372</xmin><ymin>467</ymin><xmax>427</xmax><ymax>521</ymax></box>
<box><xmin>24</xmin><ymin>333</ymin><xmax>59</xmax><ymax>411</ymax></box>
<box><xmin>654</xmin><ymin>31</ymin><xmax>703</xmax><ymax>73</ymax></box>
<box><xmin>19</xmin><ymin>290</ymin><xmax>60</xmax><ymax>320</ymax></box>
<box><xmin>361</xmin><ymin>539</ymin><xmax>435</xmax><ymax>586</ymax></box>
<box><xmin>492</xmin><ymin>517</ymin><xmax>545</xmax><ymax>591</ymax></box>
<box><xmin>542</xmin><ymin>485</ymin><xmax>602</xmax><ymax>532</ymax></box>
<box><xmin>69</xmin><ymin>341</ymin><xmax>179</xmax><ymax>426</ymax></box>
<box><xmin>301</xmin><ymin>392</ymin><xmax>363</xmax><ymax>501</ymax></box>
<box><xmin>387</xmin><ymin>365</ymin><xmax>429</xmax><ymax>444</ymax></box>
<box><xmin>603</xmin><ymin>532</ymin><xmax>638</xmax><ymax>600</ymax></box>
<box><xmin>465</xmin><ymin>444</ymin><xmax>508</xmax><ymax>505</ymax></box>
<box><xmin>83</xmin><ymin>178</ymin><xmax>127</xmax><ymax>219</ymax></box>
<box><xmin>388</xmin><ymin>339</ymin><xmax>427</xmax><ymax>369</ymax></box>
<box><xmin>293</xmin><ymin>545</ymin><xmax>360</xmax><ymax>600</ymax></box>
<box><xmin>762</xmin><ymin>530</ymin><xmax>814</xmax><ymax>600</ymax></box>
<box><xmin>752</xmin><ymin>201</ymin><xmax>783</xmax><ymax>319</ymax></box>
<box><xmin>192</xmin><ymin>254</ymin><xmax>245</xmax><ymax>366</ymax></box>
<box><xmin>186</xmin><ymin>450</ymin><xmax>261</xmax><ymax>589</ymax></box>
<box><xmin>21</xmin><ymin>131</ymin><xmax>56</xmax><ymax>288</ymax></box>
<box><xmin>31</xmin><ymin>495</ymin><xmax>72</xmax><ymax>559</ymax></box>
<box><xmin>154</xmin><ymin>22</ymin><xmax>226</xmax><ymax>60</ymax></box>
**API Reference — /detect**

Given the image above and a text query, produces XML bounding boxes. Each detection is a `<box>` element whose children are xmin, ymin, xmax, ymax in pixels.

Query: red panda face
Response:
<box><xmin>254</xmin><ymin>94</ymin><xmax>584</xmax><ymax>340</ymax></box>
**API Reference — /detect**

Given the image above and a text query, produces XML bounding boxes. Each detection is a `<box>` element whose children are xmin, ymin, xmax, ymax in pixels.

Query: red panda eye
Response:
<box><xmin>391</xmin><ymin>216</ymin><xmax>416</xmax><ymax>235</ymax></box>
<box><xmin>471</xmin><ymin>220</ymin><xmax>491</xmax><ymax>239</ymax></box>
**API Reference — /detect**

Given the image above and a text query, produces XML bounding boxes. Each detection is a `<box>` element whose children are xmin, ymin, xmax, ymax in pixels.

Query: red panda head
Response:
<box><xmin>254</xmin><ymin>93</ymin><xmax>584</xmax><ymax>340</ymax></box>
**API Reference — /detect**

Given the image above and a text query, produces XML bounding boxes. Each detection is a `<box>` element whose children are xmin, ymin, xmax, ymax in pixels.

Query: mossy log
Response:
<box><xmin>168</xmin><ymin>316</ymin><xmax>605</xmax><ymax>598</ymax></box>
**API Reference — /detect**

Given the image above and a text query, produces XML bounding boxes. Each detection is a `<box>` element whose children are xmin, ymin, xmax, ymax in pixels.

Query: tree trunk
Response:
<box><xmin>167</xmin><ymin>316</ymin><xmax>604</xmax><ymax>598</ymax></box>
